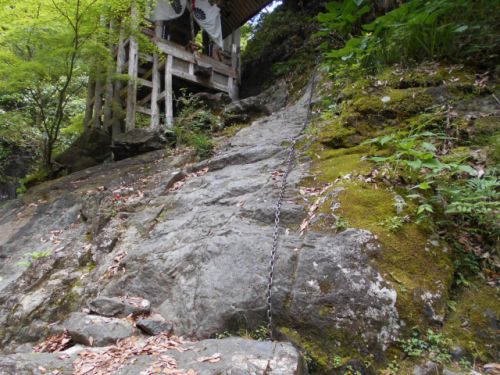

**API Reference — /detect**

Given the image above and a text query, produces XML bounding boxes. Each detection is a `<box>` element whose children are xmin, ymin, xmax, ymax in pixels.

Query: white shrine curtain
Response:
<box><xmin>152</xmin><ymin>0</ymin><xmax>223</xmax><ymax>47</ymax></box>
<box><xmin>151</xmin><ymin>0</ymin><xmax>187</xmax><ymax>21</ymax></box>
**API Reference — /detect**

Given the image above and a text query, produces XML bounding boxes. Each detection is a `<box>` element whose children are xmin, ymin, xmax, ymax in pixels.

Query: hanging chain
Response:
<box><xmin>266</xmin><ymin>58</ymin><xmax>321</xmax><ymax>340</ymax></box>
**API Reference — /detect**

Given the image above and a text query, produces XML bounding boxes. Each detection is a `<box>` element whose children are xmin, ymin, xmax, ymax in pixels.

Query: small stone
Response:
<box><xmin>136</xmin><ymin>318</ymin><xmax>173</xmax><ymax>336</ymax></box>
<box><xmin>88</xmin><ymin>296</ymin><xmax>151</xmax><ymax>318</ymax></box>
<box><xmin>381</xmin><ymin>96</ymin><xmax>391</xmax><ymax>103</ymax></box>
<box><xmin>88</xmin><ymin>297</ymin><xmax>124</xmax><ymax>317</ymax></box>
<box><xmin>413</xmin><ymin>361</ymin><xmax>439</xmax><ymax>375</ymax></box>
<box><xmin>443</xmin><ymin>368</ymin><xmax>463</xmax><ymax>375</ymax></box>
<box><xmin>64</xmin><ymin>312</ymin><xmax>137</xmax><ymax>347</ymax></box>
<box><xmin>450</xmin><ymin>345</ymin><xmax>468</xmax><ymax>361</ymax></box>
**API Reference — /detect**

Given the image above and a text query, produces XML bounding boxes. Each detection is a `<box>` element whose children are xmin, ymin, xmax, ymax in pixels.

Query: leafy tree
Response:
<box><xmin>0</xmin><ymin>0</ymin><xmax>107</xmax><ymax>167</ymax></box>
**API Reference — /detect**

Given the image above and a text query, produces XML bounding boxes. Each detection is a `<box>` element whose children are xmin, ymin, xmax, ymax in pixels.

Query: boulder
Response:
<box><xmin>0</xmin><ymin>138</ymin><xmax>35</xmax><ymax>201</ymax></box>
<box><xmin>223</xmin><ymin>81</ymin><xmax>289</xmax><ymax>126</ymax></box>
<box><xmin>112</xmin><ymin>128</ymin><xmax>168</xmax><ymax>161</ymax></box>
<box><xmin>88</xmin><ymin>296</ymin><xmax>151</xmax><ymax>317</ymax></box>
<box><xmin>136</xmin><ymin>316</ymin><xmax>173</xmax><ymax>336</ymax></box>
<box><xmin>62</xmin><ymin>312</ymin><xmax>138</xmax><ymax>347</ymax></box>
<box><xmin>54</xmin><ymin>128</ymin><xmax>111</xmax><ymax>173</ymax></box>
<box><xmin>192</xmin><ymin>92</ymin><xmax>231</xmax><ymax>111</ymax></box>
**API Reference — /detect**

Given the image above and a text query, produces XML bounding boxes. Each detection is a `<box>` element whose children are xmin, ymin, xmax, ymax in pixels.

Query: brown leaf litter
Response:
<box><xmin>73</xmin><ymin>334</ymin><xmax>200</xmax><ymax>375</ymax></box>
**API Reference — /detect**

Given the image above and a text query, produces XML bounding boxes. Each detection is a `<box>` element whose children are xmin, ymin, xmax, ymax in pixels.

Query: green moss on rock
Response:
<box><xmin>442</xmin><ymin>284</ymin><xmax>499</xmax><ymax>362</ymax></box>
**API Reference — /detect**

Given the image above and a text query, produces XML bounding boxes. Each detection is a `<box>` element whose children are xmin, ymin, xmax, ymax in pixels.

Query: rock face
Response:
<box><xmin>0</xmin><ymin>338</ymin><xmax>306</xmax><ymax>375</ymax></box>
<box><xmin>0</xmin><ymin>82</ymin><xmax>444</xmax><ymax>372</ymax></box>
<box><xmin>0</xmin><ymin>139</ymin><xmax>35</xmax><ymax>202</ymax></box>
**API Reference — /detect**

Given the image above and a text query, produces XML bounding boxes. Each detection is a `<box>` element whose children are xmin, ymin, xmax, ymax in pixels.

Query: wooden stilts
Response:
<box><xmin>93</xmin><ymin>78</ymin><xmax>104</xmax><ymax>128</ymax></box>
<box><xmin>125</xmin><ymin>4</ymin><xmax>139</xmax><ymax>131</ymax></box>
<box><xmin>84</xmin><ymin>77</ymin><xmax>95</xmax><ymax>129</ymax></box>
<box><xmin>150</xmin><ymin>22</ymin><xmax>162</xmax><ymax>129</ymax></box>
<box><xmin>112</xmin><ymin>29</ymin><xmax>127</xmax><ymax>140</ymax></box>
<box><xmin>165</xmin><ymin>54</ymin><xmax>174</xmax><ymax>127</ymax></box>
<box><xmin>229</xmin><ymin>43</ymin><xmax>239</xmax><ymax>100</ymax></box>
<box><xmin>103</xmin><ymin>20</ymin><xmax>115</xmax><ymax>131</ymax></box>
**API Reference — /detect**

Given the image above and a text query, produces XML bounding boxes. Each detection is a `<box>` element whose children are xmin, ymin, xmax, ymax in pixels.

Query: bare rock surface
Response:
<box><xmin>0</xmin><ymin>84</ymin><xmax>405</xmax><ymax>369</ymax></box>
<box><xmin>0</xmin><ymin>338</ymin><xmax>305</xmax><ymax>375</ymax></box>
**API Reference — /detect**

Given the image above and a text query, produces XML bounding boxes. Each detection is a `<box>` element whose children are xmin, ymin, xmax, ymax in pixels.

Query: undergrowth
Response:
<box><xmin>318</xmin><ymin>0</ymin><xmax>500</xmax><ymax>80</ymax></box>
<box><xmin>172</xmin><ymin>89</ymin><xmax>219</xmax><ymax>159</ymax></box>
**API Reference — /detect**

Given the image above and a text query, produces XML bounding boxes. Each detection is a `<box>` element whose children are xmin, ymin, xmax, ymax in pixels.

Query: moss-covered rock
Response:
<box><xmin>442</xmin><ymin>284</ymin><xmax>499</xmax><ymax>362</ymax></box>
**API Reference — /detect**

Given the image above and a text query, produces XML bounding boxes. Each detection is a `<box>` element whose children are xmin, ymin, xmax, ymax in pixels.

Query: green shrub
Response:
<box><xmin>366</xmin><ymin>127</ymin><xmax>499</xmax><ymax>262</ymax></box>
<box><xmin>243</xmin><ymin>7</ymin><xmax>307</xmax><ymax>61</ymax></box>
<box><xmin>400</xmin><ymin>329</ymin><xmax>452</xmax><ymax>364</ymax></box>
<box><xmin>16</xmin><ymin>167</ymin><xmax>51</xmax><ymax>195</ymax></box>
<box><xmin>172</xmin><ymin>90</ymin><xmax>219</xmax><ymax>159</ymax></box>
<box><xmin>319</xmin><ymin>0</ymin><xmax>500</xmax><ymax>76</ymax></box>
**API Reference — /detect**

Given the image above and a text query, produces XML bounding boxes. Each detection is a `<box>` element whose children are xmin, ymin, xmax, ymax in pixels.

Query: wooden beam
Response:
<box><xmin>137</xmin><ymin>105</ymin><xmax>152</xmax><ymax>115</ymax></box>
<box><xmin>112</xmin><ymin>28</ymin><xmax>127</xmax><ymax>140</ymax></box>
<box><xmin>138</xmin><ymin>92</ymin><xmax>152</xmax><ymax>106</ymax></box>
<box><xmin>84</xmin><ymin>77</ymin><xmax>95</xmax><ymax>129</ymax></box>
<box><xmin>165</xmin><ymin>54</ymin><xmax>173</xmax><ymax>127</ymax></box>
<box><xmin>93</xmin><ymin>79</ymin><xmax>104</xmax><ymax>128</ymax></box>
<box><xmin>150</xmin><ymin>21</ymin><xmax>161</xmax><ymax>130</ymax></box>
<box><xmin>155</xmin><ymin>39</ymin><xmax>237</xmax><ymax>78</ymax></box>
<box><xmin>125</xmin><ymin>3</ymin><xmax>139</xmax><ymax>131</ymax></box>
<box><xmin>103</xmin><ymin>20</ymin><xmax>115</xmax><ymax>130</ymax></box>
<box><xmin>137</xmin><ymin>78</ymin><xmax>153</xmax><ymax>88</ymax></box>
<box><xmin>171</xmin><ymin>69</ymin><xmax>230</xmax><ymax>93</ymax></box>
<box><xmin>229</xmin><ymin>43</ymin><xmax>239</xmax><ymax>100</ymax></box>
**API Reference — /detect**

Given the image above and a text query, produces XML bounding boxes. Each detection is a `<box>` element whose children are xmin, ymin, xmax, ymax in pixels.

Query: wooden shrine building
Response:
<box><xmin>83</xmin><ymin>0</ymin><xmax>273</xmax><ymax>137</ymax></box>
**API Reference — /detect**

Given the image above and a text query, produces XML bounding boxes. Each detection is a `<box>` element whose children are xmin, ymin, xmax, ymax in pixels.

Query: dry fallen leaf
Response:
<box><xmin>196</xmin><ymin>353</ymin><xmax>221</xmax><ymax>363</ymax></box>
<box><xmin>484</xmin><ymin>363</ymin><xmax>500</xmax><ymax>375</ymax></box>
<box><xmin>33</xmin><ymin>330</ymin><xmax>73</xmax><ymax>353</ymax></box>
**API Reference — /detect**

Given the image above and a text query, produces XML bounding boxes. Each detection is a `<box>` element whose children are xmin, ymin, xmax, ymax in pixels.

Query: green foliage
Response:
<box><xmin>243</xmin><ymin>7</ymin><xmax>307</xmax><ymax>61</ymax></box>
<box><xmin>383</xmin><ymin>359</ymin><xmax>400</xmax><ymax>375</ymax></box>
<box><xmin>16</xmin><ymin>167</ymin><xmax>51</xmax><ymax>195</ymax></box>
<box><xmin>334</xmin><ymin>216</ymin><xmax>348</xmax><ymax>231</ymax></box>
<box><xmin>17</xmin><ymin>249</ymin><xmax>51</xmax><ymax>267</ymax></box>
<box><xmin>0</xmin><ymin>0</ymin><xmax>109</xmax><ymax>167</ymax></box>
<box><xmin>380</xmin><ymin>216</ymin><xmax>405</xmax><ymax>232</ymax></box>
<box><xmin>172</xmin><ymin>90</ymin><xmax>219</xmax><ymax>159</ymax></box>
<box><xmin>319</xmin><ymin>0</ymin><xmax>500</xmax><ymax>76</ymax></box>
<box><xmin>367</xmin><ymin>128</ymin><xmax>499</xmax><ymax>246</ymax></box>
<box><xmin>317</xmin><ymin>0</ymin><xmax>370</xmax><ymax>37</ymax></box>
<box><xmin>366</xmin><ymin>131</ymin><xmax>477</xmax><ymax>190</ymax></box>
<box><xmin>440</xmin><ymin>177</ymin><xmax>500</xmax><ymax>233</ymax></box>
<box><xmin>399</xmin><ymin>329</ymin><xmax>452</xmax><ymax>364</ymax></box>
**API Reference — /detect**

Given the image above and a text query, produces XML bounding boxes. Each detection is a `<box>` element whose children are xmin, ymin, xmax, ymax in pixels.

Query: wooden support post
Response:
<box><xmin>165</xmin><ymin>54</ymin><xmax>173</xmax><ymax>127</ymax></box>
<box><xmin>112</xmin><ymin>29</ymin><xmax>127</xmax><ymax>140</ymax></box>
<box><xmin>93</xmin><ymin>78</ymin><xmax>104</xmax><ymax>128</ymax></box>
<box><xmin>229</xmin><ymin>43</ymin><xmax>239</xmax><ymax>100</ymax></box>
<box><xmin>150</xmin><ymin>22</ymin><xmax>162</xmax><ymax>130</ymax></box>
<box><xmin>103</xmin><ymin>20</ymin><xmax>115</xmax><ymax>131</ymax></box>
<box><xmin>84</xmin><ymin>77</ymin><xmax>95</xmax><ymax>129</ymax></box>
<box><xmin>125</xmin><ymin>4</ymin><xmax>139</xmax><ymax>131</ymax></box>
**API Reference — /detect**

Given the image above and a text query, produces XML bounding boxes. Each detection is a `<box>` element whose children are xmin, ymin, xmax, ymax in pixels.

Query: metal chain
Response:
<box><xmin>266</xmin><ymin>58</ymin><xmax>321</xmax><ymax>340</ymax></box>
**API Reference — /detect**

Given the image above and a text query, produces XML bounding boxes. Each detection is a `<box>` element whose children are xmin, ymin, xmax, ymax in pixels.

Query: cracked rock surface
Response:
<box><xmin>0</xmin><ymin>85</ymin><xmax>400</xmax><ymax>370</ymax></box>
